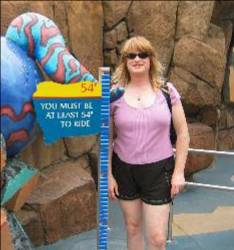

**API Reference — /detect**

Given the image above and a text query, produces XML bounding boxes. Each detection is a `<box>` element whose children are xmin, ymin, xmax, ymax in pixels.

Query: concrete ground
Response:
<box><xmin>37</xmin><ymin>153</ymin><xmax>234</xmax><ymax>250</ymax></box>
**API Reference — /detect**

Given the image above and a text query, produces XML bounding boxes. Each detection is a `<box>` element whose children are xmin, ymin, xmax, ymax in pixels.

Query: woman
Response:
<box><xmin>109</xmin><ymin>36</ymin><xmax>190</xmax><ymax>250</ymax></box>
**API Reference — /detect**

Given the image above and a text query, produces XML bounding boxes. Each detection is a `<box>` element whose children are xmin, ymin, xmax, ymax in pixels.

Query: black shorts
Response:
<box><xmin>112</xmin><ymin>152</ymin><xmax>175</xmax><ymax>205</ymax></box>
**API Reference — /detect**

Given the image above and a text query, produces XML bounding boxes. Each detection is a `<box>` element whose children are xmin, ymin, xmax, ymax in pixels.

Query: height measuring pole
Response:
<box><xmin>98</xmin><ymin>67</ymin><xmax>110</xmax><ymax>250</ymax></box>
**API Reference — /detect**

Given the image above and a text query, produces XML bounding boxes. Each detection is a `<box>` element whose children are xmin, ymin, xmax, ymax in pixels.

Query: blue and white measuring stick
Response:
<box><xmin>98</xmin><ymin>67</ymin><xmax>110</xmax><ymax>250</ymax></box>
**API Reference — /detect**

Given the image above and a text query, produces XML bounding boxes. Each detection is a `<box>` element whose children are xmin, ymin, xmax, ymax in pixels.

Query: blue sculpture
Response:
<box><xmin>1</xmin><ymin>37</ymin><xmax>43</xmax><ymax>157</ymax></box>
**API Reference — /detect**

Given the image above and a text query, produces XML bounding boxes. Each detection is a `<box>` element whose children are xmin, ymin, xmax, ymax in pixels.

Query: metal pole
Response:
<box><xmin>185</xmin><ymin>182</ymin><xmax>234</xmax><ymax>191</ymax></box>
<box><xmin>173</xmin><ymin>148</ymin><xmax>234</xmax><ymax>156</ymax></box>
<box><xmin>167</xmin><ymin>201</ymin><xmax>174</xmax><ymax>243</ymax></box>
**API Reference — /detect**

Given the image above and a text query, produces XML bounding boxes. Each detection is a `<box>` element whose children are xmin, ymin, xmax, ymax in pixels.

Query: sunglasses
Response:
<box><xmin>126</xmin><ymin>52</ymin><xmax>149</xmax><ymax>60</ymax></box>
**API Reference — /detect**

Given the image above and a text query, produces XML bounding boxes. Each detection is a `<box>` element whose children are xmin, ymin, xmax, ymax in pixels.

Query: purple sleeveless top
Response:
<box><xmin>110</xmin><ymin>82</ymin><xmax>181</xmax><ymax>164</ymax></box>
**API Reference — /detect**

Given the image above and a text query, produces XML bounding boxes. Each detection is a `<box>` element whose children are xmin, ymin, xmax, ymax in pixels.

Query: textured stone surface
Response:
<box><xmin>176</xmin><ymin>1</ymin><xmax>215</xmax><ymax>40</ymax></box>
<box><xmin>88</xmin><ymin>140</ymin><xmax>99</xmax><ymax>187</ymax></box>
<box><xmin>116</xmin><ymin>40</ymin><xmax>126</xmax><ymax>56</ymax></box>
<box><xmin>185</xmin><ymin>123</ymin><xmax>215</xmax><ymax>176</ymax></box>
<box><xmin>104</xmin><ymin>29</ymin><xmax>117</xmax><ymax>49</ymax></box>
<box><xmin>217</xmin><ymin>128</ymin><xmax>234</xmax><ymax>150</ymax></box>
<box><xmin>174</xmin><ymin>36</ymin><xmax>226</xmax><ymax>89</ymax></box>
<box><xmin>229</xmin><ymin>67</ymin><xmax>234</xmax><ymax>103</ymax></box>
<box><xmin>205</xmin><ymin>23</ymin><xmax>226</xmax><ymax>55</ymax></box>
<box><xmin>20</xmin><ymin>159</ymin><xmax>97</xmax><ymax>245</ymax></box>
<box><xmin>16</xmin><ymin>209</ymin><xmax>45</xmax><ymax>246</ymax></box>
<box><xmin>19</xmin><ymin>133</ymin><xmax>67</xmax><ymax>169</ymax></box>
<box><xmin>104</xmin><ymin>49</ymin><xmax>118</xmax><ymax>67</ymax></box>
<box><xmin>170</xmin><ymin>66</ymin><xmax>221</xmax><ymax>108</ymax></box>
<box><xmin>199</xmin><ymin>107</ymin><xmax>219</xmax><ymax>128</ymax></box>
<box><xmin>66</xmin><ymin>1</ymin><xmax>103</xmax><ymax>79</ymax></box>
<box><xmin>75</xmin><ymin>155</ymin><xmax>92</xmax><ymax>176</ymax></box>
<box><xmin>116</xmin><ymin>21</ymin><xmax>128</xmax><ymax>42</ymax></box>
<box><xmin>1</xmin><ymin>1</ymin><xmax>54</xmax><ymax>35</ymax></box>
<box><xmin>223</xmin><ymin>48</ymin><xmax>233</xmax><ymax>104</ymax></box>
<box><xmin>199</xmin><ymin>105</ymin><xmax>234</xmax><ymax>130</ymax></box>
<box><xmin>211</xmin><ymin>1</ymin><xmax>234</xmax><ymax>25</ymax></box>
<box><xmin>128</xmin><ymin>1</ymin><xmax>178</xmax><ymax>71</ymax></box>
<box><xmin>64</xmin><ymin>135</ymin><xmax>97</xmax><ymax>158</ymax></box>
<box><xmin>222</xmin><ymin>21</ymin><xmax>233</xmax><ymax>55</ymax></box>
<box><xmin>103</xmin><ymin>1</ymin><xmax>131</xmax><ymax>29</ymax></box>
<box><xmin>223</xmin><ymin>46</ymin><xmax>234</xmax><ymax>104</ymax></box>
<box><xmin>53</xmin><ymin>1</ymin><xmax>69</xmax><ymax>44</ymax></box>
<box><xmin>219</xmin><ymin>106</ymin><xmax>234</xmax><ymax>130</ymax></box>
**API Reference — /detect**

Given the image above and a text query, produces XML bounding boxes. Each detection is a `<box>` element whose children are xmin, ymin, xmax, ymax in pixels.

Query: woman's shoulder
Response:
<box><xmin>162</xmin><ymin>80</ymin><xmax>181</xmax><ymax>105</ymax></box>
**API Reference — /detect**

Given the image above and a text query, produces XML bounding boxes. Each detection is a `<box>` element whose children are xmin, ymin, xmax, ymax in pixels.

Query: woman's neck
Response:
<box><xmin>128</xmin><ymin>74</ymin><xmax>151</xmax><ymax>89</ymax></box>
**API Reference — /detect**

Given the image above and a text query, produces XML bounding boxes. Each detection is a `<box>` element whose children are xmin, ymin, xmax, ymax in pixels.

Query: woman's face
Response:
<box><xmin>126</xmin><ymin>51</ymin><xmax>150</xmax><ymax>76</ymax></box>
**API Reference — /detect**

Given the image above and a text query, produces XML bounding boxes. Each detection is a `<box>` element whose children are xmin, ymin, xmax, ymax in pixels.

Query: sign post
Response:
<box><xmin>33</xmin><ymin>67</ymin><xmax>111</xmax><ymax>250</ymax></box>
<box><xmin>98</xmin><ymin>67</ymin><xmax>110</xmax><ymax>250</ymax></box>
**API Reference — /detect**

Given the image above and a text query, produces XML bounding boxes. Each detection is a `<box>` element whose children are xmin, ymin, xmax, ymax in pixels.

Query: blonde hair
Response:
<box><xmin>112</xmin><ymin>36</ymin><xmax>165</xmax><ymax>89</ymax></box>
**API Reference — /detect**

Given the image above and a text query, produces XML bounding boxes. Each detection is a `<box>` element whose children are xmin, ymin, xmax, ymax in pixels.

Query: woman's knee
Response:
<box><xmin>148</xmin><ymin>231</ymin><xmax>167</xmax><ymax>248</ymax></box>
<box><xmin>125</xmin><ymin>219</ymin><xmax>142</xmax><ymax>237</ymax></box>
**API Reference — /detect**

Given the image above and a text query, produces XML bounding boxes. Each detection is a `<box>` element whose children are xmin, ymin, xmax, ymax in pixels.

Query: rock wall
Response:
<box><xmin>1</xmin><ymin>0</ymin><xmax>234</xmax><ymax>246</ymax></box>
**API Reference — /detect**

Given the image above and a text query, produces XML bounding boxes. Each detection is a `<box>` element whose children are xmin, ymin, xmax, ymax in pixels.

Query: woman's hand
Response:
<box><xmin>108</xmin><ymin>174</ymin><xmax>119</xmax><ymax>200</ymax></box>
<box><xmin>171</xmin><ymin>171</ymin><xmax>185</xmax><ymax>198</ymax></box>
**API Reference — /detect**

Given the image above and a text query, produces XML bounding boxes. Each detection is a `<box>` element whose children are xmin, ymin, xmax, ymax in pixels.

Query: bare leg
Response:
<box><xmin>143</xmin><ymin>203</ymin><xmax>170</xmax><ymax>250</ymax></box>
<box><xmin>119</xmin><ymin>199</ymin><xmax>144</xmax><ymax>250</ymax></box>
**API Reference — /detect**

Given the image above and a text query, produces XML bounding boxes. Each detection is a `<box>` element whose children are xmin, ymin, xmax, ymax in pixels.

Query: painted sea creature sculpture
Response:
<box><xmin>1</xmin><ymin>37</ymin><xmax>42</xmax><ymax>157</ymax></box>
<box><xmin>1</xmin><ymin>12</ymin><xmax>96</xmax><ymax>157</ymax></box>
<box><xmin>5</xmin><ymin>12</ymin><xmax>96</xmax><ymax>83</ymax></box>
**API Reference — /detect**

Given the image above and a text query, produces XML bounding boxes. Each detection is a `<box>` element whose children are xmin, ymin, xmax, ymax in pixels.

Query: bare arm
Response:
<box><xmin>171</xmin><ymin>101</ymin><xmax>190</xmax><ymax>196</ymax></box>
